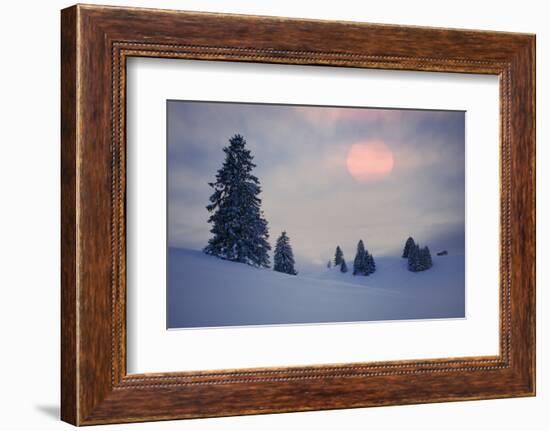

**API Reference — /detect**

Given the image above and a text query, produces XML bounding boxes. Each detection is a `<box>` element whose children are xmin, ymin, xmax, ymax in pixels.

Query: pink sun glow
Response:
<box><xmin>346</xmin><ymin>141</ymin><xmax>394</xmax><ymax>182</ymax></box>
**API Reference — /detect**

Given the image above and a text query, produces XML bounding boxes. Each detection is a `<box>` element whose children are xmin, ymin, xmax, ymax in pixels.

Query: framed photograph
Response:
<box><xmin>61</xmin><ymin>4</ymin><xmax>535</xmax><ymax>425</ymax></box>
<box><xmin>164</xmin><ymin>101</ymin><xmax>466</xmax><ymax>330</ymax></box>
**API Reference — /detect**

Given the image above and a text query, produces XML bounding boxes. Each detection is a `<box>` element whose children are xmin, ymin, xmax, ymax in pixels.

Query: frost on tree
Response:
<box><xmin>334</xmin><ymin>246</ymin><xmax>344</xmax><ymax>267</ymax></box>
<box><xmin>402</xmin><ymin>236</ymin><xmax>416</xmax><ymax>258</ymax></box>
<box><xmin>273</xmin><ymin>231</ymin><xmax>298</xmax><ymax>275</ymax></box>
<box><xmin>340</xmin><ymin>258</ymin><xmax>348</xmax><ymax>273</ymax></box>
<box><xmin>204</xmin><ymin>134</ymin><xmax>271</xmax><ymax>268</ymax></box>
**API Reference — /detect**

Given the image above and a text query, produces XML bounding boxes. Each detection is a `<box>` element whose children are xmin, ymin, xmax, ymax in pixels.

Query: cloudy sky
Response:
<box><xmin>167</xmin><ymin>100</ymin><xmax>465</xmax><ymax>272</ymax></box>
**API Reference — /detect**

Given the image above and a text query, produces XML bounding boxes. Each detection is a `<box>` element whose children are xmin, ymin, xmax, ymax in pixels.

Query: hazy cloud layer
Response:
<box><xmin>167</xmin><ymin>101</ymin><xmax>465</xmax><ymax>271</ymax></box>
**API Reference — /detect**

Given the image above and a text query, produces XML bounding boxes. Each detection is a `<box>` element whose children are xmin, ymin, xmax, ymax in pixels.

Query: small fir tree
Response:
<box><xmin>273</xmin><ymin>231</ymin><xmax>298</xmax><ymax>275</ymax></box>
<box><xmin>366</xmin><ymin>252</ymin><xmax>376</xmax><ymax>275</ymax></box>
<box><xmin>353</xmin><ymin>240</ymin><xmax>367</xmax><ymax>275</ymax></box>
<box><xmin>327</xmin><ymin>260</ymin><xmax>332</xmax><ymax>269</ymax></box>
<box><xmin>408</xmin><ymin>244</ymin><xmax>433</xmax><ymax>272</ymax></box>
<box><xmin>407</xmin><ymin>244</ymin><xmax>420</xmax><ymax>272</ymax></box>
<box><xmin>420</xmin><ymin>246</ymin><xmax>433</xmax><ymax>270</ymax></box>
<box><xmin>363</xmin><ymin>249</ymin><xmax>370</xmax><ymax>275</ymax></box>
<box><xmin>402</xmin><ymin>236</ymin><xmax>416</xmax><ymax>258</ymax></box>
<box><xmin>204</xmin><ymin>134</ymin><xmax>270</xmax><ymax>267</ymax></box>
<box><xmin>340</xmin><ymin>258</ymin><xmax>348</xmax><ymax>273</ymax></box>
<box><xmin>334</xmin><ymin>246</ymin><xmax>344</xmax><ymax>267</ymax></box>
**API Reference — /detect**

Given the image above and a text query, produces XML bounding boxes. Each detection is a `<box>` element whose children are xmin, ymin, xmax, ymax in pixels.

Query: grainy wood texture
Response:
<box><xmin>61</xmin><ymin>4</ymin><xmax>536</xmax><ymax>426</ymax></box>
<box><xmin>60</xmin><ymin>5</ymin><xmax>78</xmax><ymax>425</ymax></box>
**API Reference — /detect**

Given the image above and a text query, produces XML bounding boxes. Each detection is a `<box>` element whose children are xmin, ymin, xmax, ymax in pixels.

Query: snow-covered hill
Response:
<box><xmin>168</xmin><ymin>248</ymin><xmax>465</xmax><ymax>329</ymax></box>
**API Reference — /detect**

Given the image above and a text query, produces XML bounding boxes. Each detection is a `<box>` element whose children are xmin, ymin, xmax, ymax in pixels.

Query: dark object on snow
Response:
<box><xmin>437</xmin><ymin>250</ymin><xmax>448</xmax><ymax>256</ymax></box>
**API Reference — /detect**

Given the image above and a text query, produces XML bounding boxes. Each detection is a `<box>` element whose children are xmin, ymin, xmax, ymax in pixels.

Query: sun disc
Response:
<box><xmin>346</xmin><ymin>141</ymin><xmax>394</xmax><ymax>182</ymax></box>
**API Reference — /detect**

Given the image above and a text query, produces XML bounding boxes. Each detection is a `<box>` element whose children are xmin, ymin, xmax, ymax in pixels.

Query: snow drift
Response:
<box><xmin>168</xmin><ymin>248</ymin><xmax>465</xmax><ymax>329</ymax></box>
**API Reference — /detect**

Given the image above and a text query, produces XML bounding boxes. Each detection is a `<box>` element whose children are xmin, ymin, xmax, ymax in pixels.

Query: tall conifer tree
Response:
<box><xmin>204</xmin><ymin>134</ymin><xmax>270</xmax><ymax>267</ymax></box>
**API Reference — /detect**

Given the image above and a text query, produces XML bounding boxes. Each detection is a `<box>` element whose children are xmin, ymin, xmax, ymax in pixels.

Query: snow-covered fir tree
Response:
<box><xmin>351</xmin><ymin>240</ymin><xmax>376</xmax><ymax>276</ymax></box>
<box><xmin>334</xmin><ymin>246</ymin><xmax>344</xmax><ymax>267</ymax></box>
<box><xmin>420</xmin><ymin>246</ymin><xmax>433</xmax><ymax>270</ymax></box>
<box><xmin>353</xmin><ymin>240</ymin><xmax>367</xmax><ymax>275</ymax></box>
<box><xmin>204</xmin><ymin>134</ymin><xmax>271</xmax><ymax>268</ymax></box>
<box><xmin>366</xmin><ymin>252</ymin><xmax>376</xmax><ymax>275</ymax></box>
<box><xmin>402</xmin><ymin>236</ymin><xmax>416</xmax><ymax>258</ymax></box>
<box><xmin>407</xmin><ymin>244</ymin><xmax>421</xmax><ymax>272</ymax></box>
<box><xmin>273</xmin><ymin>231</ymin><xmax>297</xmax><ymax>275</ymax></box>
<box><xmin>408</xmin><ymin>243</ymin><xmax>433</xmax><ymax>272</ymax></box>
<box><xmin>340</xmin><ymin>258</ymin><xmax>348</xmax><ymax>273</ymax></box>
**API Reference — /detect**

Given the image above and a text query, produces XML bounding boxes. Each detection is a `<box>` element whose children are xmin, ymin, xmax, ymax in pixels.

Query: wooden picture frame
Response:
<box><xmin>61</xmin><ymin>4</ymin><xmax>535</xmax><ymax>425</ymax></box>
